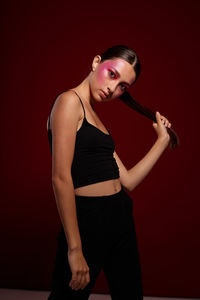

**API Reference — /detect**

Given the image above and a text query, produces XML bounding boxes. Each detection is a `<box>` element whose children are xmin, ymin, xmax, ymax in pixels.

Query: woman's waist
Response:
<box><xmin>74</xmin><ymin>178</ymin><xmax>122</xmax><ymax>197</ymax></box>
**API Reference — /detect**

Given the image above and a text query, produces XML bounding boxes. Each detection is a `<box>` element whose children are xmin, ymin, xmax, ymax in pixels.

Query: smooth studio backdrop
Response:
<box><xmin>1</xmin><ymin>0</ymin><xmax>199</xmax><ymax>297</ymax></box>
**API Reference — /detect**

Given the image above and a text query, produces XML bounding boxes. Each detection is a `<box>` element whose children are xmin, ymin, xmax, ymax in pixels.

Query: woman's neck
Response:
<box><xmin>72</xmin><ymin>76</ymin><xmax>96</xmax><ymax>110</ymax></box>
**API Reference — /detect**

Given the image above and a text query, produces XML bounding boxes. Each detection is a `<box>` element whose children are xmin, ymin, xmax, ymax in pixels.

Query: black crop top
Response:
<box><xmin>47</xmin><ymin>90</ymin><xmax>120</xmax><ymax>188</ymax></box>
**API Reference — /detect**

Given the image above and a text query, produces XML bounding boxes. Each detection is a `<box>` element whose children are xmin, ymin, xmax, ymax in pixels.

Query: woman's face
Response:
<box><xmin>90</xmin><ymin>55</ymin><xmax>136</xmax><ymax>102</ymax></box>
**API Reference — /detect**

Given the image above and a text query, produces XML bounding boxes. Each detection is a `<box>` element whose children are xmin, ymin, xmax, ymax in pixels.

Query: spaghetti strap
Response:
<box><xmin>47</xmin><ymin>89</ymin><xmax>86</xmax><ymax>130</ymax></box>
<box><xmin>68</xmin><ymin>89</ymin><xmax>86</xmax><ymax>119</ymax></box>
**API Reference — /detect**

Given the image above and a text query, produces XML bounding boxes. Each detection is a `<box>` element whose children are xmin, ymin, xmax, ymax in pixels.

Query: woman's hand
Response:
<box><xmin>68</xmin><ymin>247</ymin><xmax>90</xmax><ymax>291</ymax></box>
<box><xmin>153</xmin><ymin>111</ymin><xmax>172</xmax><ymax>145</ymax></box>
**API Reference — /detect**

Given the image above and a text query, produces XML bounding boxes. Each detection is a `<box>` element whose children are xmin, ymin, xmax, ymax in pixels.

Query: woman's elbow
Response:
<box><xmin>123</xmin><ymin>177</ymin><xmax>137</xmax><ymax>192</ymax></box>
<box><xmin>52</xmin><ymin>171</ymin><xmax>73</xmax><ymax>185</ymax></box>
<box><xmin>121</xmin><ymin>179</ymin><xmax>132</xmax><ymax>192</ymax></box>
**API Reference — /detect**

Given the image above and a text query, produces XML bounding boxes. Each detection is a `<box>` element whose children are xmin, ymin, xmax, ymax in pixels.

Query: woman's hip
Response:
<box><xmin>59</xmin><ymin>187</ymin><xmax>135</xmax><ymax>240</ymax></box>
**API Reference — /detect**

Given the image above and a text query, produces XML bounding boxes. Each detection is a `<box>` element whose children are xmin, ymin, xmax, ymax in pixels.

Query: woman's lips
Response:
<box><xmin>99</xmin><ymin>90</ymin><xmax>108</xmax><ymax>99</ymax></box>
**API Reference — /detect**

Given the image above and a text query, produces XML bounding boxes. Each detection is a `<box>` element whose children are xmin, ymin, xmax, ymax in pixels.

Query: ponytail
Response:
<box><xmin>119</xmin><ymin>91</ymin><xmax>179</xmax><ymax>149</ymax></box>
<box><xmin>97</xmin><ymin>44</ymin><xmax>179</xmax><ymax>148</ymax></box>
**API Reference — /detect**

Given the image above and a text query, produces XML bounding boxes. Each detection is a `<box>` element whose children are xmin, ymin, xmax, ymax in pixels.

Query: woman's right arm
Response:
<box><xmin>50</xmin><ymin>91</ymin><xmax>90</xmax><ymax>290</ymax></box>
<box><xmin>51</xmin><ymin>91</ymin><xmax>82</xmax><ymax>250</ymax></box>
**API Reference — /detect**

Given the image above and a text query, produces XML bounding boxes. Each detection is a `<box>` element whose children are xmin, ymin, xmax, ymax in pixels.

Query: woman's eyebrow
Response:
<box><xmin>112</xmin><ymin>67</ymin><xmax>130</xmax><ymax>86</ymax></box>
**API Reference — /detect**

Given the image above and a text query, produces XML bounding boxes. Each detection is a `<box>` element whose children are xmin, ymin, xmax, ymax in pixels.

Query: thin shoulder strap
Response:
<box><xmin>69</xmin><ymin>89</ymin><xmax>86</xmax><ymax>119</ymax></box>
<box><xmin>47</xmin><ymin>90</ymin><xmax>86</xmax><ymax>130</ymax></box>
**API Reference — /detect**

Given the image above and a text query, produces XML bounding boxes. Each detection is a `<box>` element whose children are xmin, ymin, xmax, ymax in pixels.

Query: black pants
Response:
<box><xmin>47</xmin><ymin>187</ymin><xmax>143</xmax><ymax>300</ymax></box>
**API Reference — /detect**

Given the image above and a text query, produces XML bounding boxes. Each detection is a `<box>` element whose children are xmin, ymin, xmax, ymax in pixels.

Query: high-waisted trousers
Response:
<box><xmin>47</xmin><ymin>187</ymin><xmax>143</xmax><ymax>300</ymax></box>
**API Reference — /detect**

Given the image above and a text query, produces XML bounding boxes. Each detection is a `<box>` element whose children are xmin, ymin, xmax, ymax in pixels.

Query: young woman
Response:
<box><xmin>47</xmin><ymin>45</ymin><xmax>172</xmax><ymax>300</ymax></box>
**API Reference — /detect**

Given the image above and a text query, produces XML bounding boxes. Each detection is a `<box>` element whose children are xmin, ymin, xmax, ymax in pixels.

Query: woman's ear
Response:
<box><xmin>91</xmin><ymin>55</ymin><xmax>101</xmax><ymax>71</ymax></box>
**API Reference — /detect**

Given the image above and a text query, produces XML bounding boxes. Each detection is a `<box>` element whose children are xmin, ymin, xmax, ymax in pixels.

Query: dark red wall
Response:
<box><xmin>1</xmin><ymin>0</ymin><xmax>199</xmax><ymax>297</ymax></box>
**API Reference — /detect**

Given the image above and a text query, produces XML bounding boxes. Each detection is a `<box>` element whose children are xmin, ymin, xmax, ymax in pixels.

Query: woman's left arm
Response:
<box><xmin>114</xmin><ymin>111</ymin><xmax>172</xmax><ymax>192</ymax></box>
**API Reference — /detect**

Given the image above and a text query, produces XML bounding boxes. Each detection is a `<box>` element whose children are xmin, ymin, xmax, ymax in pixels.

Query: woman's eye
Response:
<box><xmin>109</xmin><ymin>70</ymin><xmax>116</xmax><ymax>78</ymax></box>
<box><xmin>120</xmin><ymin>85</ymin><xmax>127</xmax><ymax>91</ymax></box>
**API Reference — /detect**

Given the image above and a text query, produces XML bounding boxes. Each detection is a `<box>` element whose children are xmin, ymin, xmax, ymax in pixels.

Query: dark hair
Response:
<box><xmin>100</xmin><ymin>44</ymin><xmax>141</xmax><ymax>84</ymax></box>
<box><xmin>99</xmin><ymin>44</ymin><xmax>179</xmax><ymax>149</ymax></box>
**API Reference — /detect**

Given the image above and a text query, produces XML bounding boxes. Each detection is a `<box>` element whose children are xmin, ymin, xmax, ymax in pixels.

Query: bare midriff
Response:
<box><xmin>74</xmin><ymin>178</ymin><xmax>122</xmax><ymax>196</ymax></box>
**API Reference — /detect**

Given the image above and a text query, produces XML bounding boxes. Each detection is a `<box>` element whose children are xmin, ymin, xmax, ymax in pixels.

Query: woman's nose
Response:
<box><xmin>107</xmin><ymin>83</ymin><xmax>117</xmax><ymax>94</ymax></box>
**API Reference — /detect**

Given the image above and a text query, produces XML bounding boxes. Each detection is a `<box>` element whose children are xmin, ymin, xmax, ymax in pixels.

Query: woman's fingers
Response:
<box><xmin>155</xmin><ymin>111</ymin><xmax>162</xmax><ymax>125</ymax></box>
<box><xmin>73</xmin><ymin>270</ymin><xmax>85</xmax><ymax>290</ymax></box>
<box><xmin>153</xmin><ymin>111</ymin><xmax>171</xmax><ymax>142</ymax></box>
<box><xmin>80</xmin><ymin>269</ymin><xmax>90</xmax><ymax>290</ymax></box>
<box><xmin>68</xmin><ymin>248</ymin><xmax>90</xmax><ymax>291</ymax></box>
<box><xmin>78</xmin><ymin>271</ymin><xmax>86</xmax><ymax>290</ymax></box>
<box><xmin>70</xmin><ymin>272</ymin><xmax>80</xmax><ymax>290</ymax></box>
<box><xmin>70</xmin><ymin>268</ymin><xmax>90</xmax><ymax>291</ymax></box>
<box><xmin>160</xmin><ymin>114</ymin><xmax>172</xmax><ymax>128</ymax></box>
<box><xmin>156</xmin><ymin>112</ymin><xmax>172</xmax><ymax>128</ymax></box>
<box><xmin>70</xmin><ymin>272</ymin><xmax>79</xmax><ymax>289</ymax></box>
<box><xmin>84</xmin><ymin>270</ymin><xmax>90</xmax><ymax>288</ymax></box>
<box><xmin>74</xmin><ymin>271</ymin><xmax>82</xmax><ymax>290</ymax></box>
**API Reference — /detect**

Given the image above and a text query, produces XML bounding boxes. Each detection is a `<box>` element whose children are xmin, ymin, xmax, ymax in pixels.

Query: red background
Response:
<box><xmin>1</xmin><ymin>0</ymin><xmax>200</xmax><ymax>297</ymax></box>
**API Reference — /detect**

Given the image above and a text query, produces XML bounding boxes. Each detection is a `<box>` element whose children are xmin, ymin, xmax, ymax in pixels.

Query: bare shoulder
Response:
<box><xmin>57</xmin><ymin>89</ymin><xmax>79</xmax><ymax>102</ymax></box>
<box><xmin>50</xmin><ymin>90</ymin><xmax>83</xmax><ymax>127</ymax></box>
<box><xmin>50</xmin><ymin>90</ymin><xmax>83</xmax><ymax>179</ymax></box>
<box><xmin>52</xmin><ymin>90</ymin><xmax>81</xmax><ymax>114</ymax></box>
